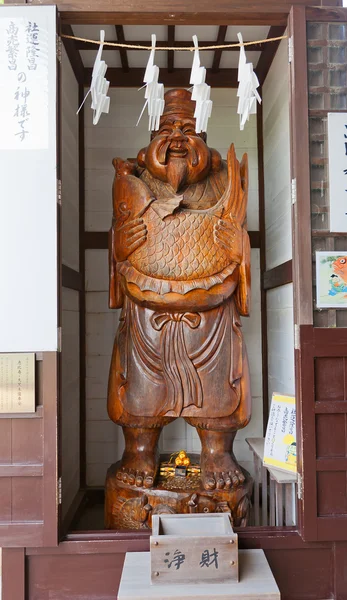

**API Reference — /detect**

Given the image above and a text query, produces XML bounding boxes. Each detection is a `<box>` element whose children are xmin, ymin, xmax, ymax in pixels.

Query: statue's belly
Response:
<box><xmin>129</xmin><ymin>209</ymin><xmax>232</xmax><ymax>281</ymax></box>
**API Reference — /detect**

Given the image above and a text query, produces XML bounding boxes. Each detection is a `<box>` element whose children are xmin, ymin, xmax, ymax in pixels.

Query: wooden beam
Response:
<box><xmin>75</xmin><ymin>39</ymin><xmax>265</xmax><ymax>51</ymax></box>
<box><xmin>62</xmin><ymin>264</ymin><xmax>83</xmax><ymax>291</ymax></box>
<box><xmin>31</xmin><ymin>1</ymin><xmax>310</xmax><ymax>26</ymax></box>
<box><xmin>115</xmin><ymin>25</ymin><xmax>130</xmax><ymax>73</ymax></box>
<box><xmin>84</xmin><ymin>230</ymin><xmax>260</xmax><ymax>249</ymax></box>
<box><xmin>263</xmin><ymin>260</ymin><xmax>293</xmax><ymax>291</ymax></box>
<box><xmin>212</xmin><ymin>25</ymin><xmax>228</xmax><ymax>73</ymax></box>
<box><xmin>168</xmin><ymin>25</ymin><xmax>175</xmax><ymax>73</ymax></box>
<box><xmin>84</xmin><ymin>67</ymin><xmax>238</xmax><ymax>87</ymax></box>
<box><xmin>61</xmin><ymin>24</ymin><xmax>85</xmax><ymax>85</ymax></box>
<box><xmin>255</xmin><ymin>25</ymin><xmax>286</xmax><ymax>86</ymax></box>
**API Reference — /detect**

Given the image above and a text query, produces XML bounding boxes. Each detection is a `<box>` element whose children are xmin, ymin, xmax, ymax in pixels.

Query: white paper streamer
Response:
<box><xmin>237</xmin><ymin>32</ymin><xmax>261</xmax><ymax>131</ymax></box>
<box><xmin>77</xmin><ymin>29</ymin><xmax>110</xmax><ymax>125</ymax></box>
<box><xmin>137</xmin><ymin>34</ymin><xmax>164</xmax><ymax>131</ymax></box>
<box><xmin>189</xmin><ymin>35</ymin><xmax>212</xmax><ymax>134</ymax></box>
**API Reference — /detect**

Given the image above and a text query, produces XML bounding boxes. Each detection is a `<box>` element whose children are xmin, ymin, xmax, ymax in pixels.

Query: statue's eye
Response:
<box><xmin>183</xmin><ymin>128</ymin><xmax>195</xmax><ymax>135</ymax></box>
<box><xmin>159</xmin><ymin>128</ymin><xmax>171</xmax><ymax>135</ymax></box>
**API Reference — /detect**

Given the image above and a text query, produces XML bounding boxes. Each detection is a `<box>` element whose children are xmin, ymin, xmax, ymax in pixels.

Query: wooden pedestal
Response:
<box><xmin>105</xmin><ymin>457</ymin><xmax>253</xmax><ymax>530</ymax></box>
<box><xmin>117</xmin><ymin>551</ymin><xmax>281</xmax><ymax>599</ymax></box>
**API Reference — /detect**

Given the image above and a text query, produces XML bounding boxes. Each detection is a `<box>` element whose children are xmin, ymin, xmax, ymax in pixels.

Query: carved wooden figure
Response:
<box><xmin>106</xmin><ymin>89</ymin><xmax>252</xmax><ymax>528</ymax></box>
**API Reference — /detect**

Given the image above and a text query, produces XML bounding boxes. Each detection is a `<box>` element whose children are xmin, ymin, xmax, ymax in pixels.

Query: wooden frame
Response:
<box><xmin>3</xmin><ymin>1</ymin><xmax>347</xmax><ymax>598</ymax></box>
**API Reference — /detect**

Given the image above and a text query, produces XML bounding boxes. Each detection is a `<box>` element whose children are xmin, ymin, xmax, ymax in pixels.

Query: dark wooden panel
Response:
<box><xmin>0</xmin><ymin>479</ymin><xmax>12</xmax><ymax>521</ymax></box>
<box><xmin>315</xmin><ymin>357</ymin><xmax>345</xmax><ymax>402</ymax></box>
<box><xmin>12</xmin><ymin>418</ymin><xmax>43</xmax><ymax>463</ymax></box>
<box><xmin>12</xmin><ymin>478</ymin><xmax>43</xmax><ymax>521</ymax></box>
<box><xmin>0</xmin><ymin>353</ymin><xmax>58</xmax><ymax>548</ymax></box>
<box><xmin>2</xmin><ymin>548</ymin><xmax>25</xmax><ymax>600</ymax></box>
<box><xmin>316</xmin><ymin>414</ymin><xmax>346</xmax><ymax>458</ymax></box>
<box><xmin>317</xmin><ymin>471</ymin><xmax>347</xmax><ymax>516</ymax></box>
<box><xmin>263</xmin><ymin>260</ymin><xmax>293</xmax><ymax>291</ymax></box>
<box><xmin>0</xmin><ymin>421</ymin><xmax>12</xmax><ymax>462</ymax></box>
<box><xmin>264</xmin><ymin>547</ymin><xmax>333</xmax><ymax>600</ymax></box>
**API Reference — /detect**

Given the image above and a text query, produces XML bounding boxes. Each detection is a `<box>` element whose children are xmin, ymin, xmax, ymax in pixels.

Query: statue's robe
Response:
<box><xmin>108</xmin><ymin>145</ymin><xmax>251</xmax><ymax>425</ymax></box>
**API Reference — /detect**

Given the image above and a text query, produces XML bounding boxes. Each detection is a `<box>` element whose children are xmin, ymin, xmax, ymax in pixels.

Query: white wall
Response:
<box><xmin>263</xmin><ymin>38</ymin><xmax>295</xmax><ymax>404</ymax></box>
<box><xmin>85</xmin><ymin>88</ymin><xmax>262</xmax><ymax>485</ymax></box>
<box><xmin>61</xmin><ymin>47</ymin><xmax>80</xmax><ymax>517</ymax></box>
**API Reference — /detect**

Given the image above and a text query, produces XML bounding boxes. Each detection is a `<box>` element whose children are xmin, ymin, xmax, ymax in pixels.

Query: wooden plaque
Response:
<box><xmin>0</xmin><ymin>353</ymin><xmax>35</xmax><ymax>413</ymax></box>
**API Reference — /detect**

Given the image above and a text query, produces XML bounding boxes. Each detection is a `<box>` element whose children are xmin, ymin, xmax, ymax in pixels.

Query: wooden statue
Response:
<box><xmin>106</xmin><ymin>89</ymin><xmax>252</xmax><ymax>529</ymax></box>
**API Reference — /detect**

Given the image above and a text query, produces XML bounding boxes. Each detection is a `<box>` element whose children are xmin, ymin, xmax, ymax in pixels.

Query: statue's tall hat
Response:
<box><xmin>161</xmin><ymin>89</ymin><xmax>196</xmax><ymax>120</ymax></box>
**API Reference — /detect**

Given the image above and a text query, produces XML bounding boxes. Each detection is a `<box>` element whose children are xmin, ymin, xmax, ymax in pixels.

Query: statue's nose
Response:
<box><xmin>170</xmin><ymin>128</ymin><xmax>187</xmax><ymax>142</ymax></box>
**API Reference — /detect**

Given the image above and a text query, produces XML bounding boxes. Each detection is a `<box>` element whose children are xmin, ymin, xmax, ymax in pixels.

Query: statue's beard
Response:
<box><xmin>144</xmin><ymin>136</ymin><xmax>211</xmax><ymax>193</ymax></box>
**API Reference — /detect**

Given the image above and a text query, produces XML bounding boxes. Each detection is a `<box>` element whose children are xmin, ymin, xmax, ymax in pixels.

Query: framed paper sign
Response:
<box><xmin>328</xmin><ymin>112</ymin><xmax>347</xmax><ymax>233</ymax></box>
<box><xmin>316</xmin><ymin>251</ymin><xmax>347</xmax><ymax>308</ymax></box>
<box><xmin>263</xmin><ymin>393</ymin><xmax>296</xmax><ymax>474</ymax></box>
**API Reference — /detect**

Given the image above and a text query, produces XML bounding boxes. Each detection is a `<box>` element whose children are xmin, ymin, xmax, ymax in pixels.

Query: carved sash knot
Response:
<box><xmin>150</xmin><ymin>311</ymin><xmax>202</xmax><ymax>415</ymax></box>
<box><xmin>151</xmin><ymin>312</ymin><xmax>201</xmax><ymax>331</ymax></box>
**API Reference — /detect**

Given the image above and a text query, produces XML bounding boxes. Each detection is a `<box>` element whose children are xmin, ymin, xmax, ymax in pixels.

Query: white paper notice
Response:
<box><xmin>328</xmin><ymin>112</ymin><xmax>347</xmax><ymax>232</ymax></box>
<box><xmin>0</xmin><ymin>15</ymin><xmax>49</xmax><ymax>149</ymax></box>
<box><xmin>0</xmin><ymin>353</ymin><xmax>35</xmax><ymax>413</ymax></box>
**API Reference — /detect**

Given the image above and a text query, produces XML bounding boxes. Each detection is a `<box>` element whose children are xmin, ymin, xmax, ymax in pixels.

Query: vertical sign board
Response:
<box><xmin>0</xmin><ymin>5</ymin><xmax>58</xmax><ymax>352</ymax></box>
<box><xmin>328</xmin><ymin>112</ymin><xmax>347</xmax><ymax>233</ymax></box>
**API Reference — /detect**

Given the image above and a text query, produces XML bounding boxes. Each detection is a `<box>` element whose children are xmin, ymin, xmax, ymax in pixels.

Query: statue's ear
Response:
<box><xmin>137</xmin><ymin>147</ymin><xmax>147</xmax><ymax>168</ymax></box>
<box><xmin>210</xmin><ymin>148</ymin><xmax>222</xmax><ymax>172</ymax></box>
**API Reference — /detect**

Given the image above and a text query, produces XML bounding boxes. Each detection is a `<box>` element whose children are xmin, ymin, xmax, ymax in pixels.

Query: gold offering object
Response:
<box><xmin>160</xmin><ymin>450</ymin><xmax>200</xmax><ymax>478</ymax></box>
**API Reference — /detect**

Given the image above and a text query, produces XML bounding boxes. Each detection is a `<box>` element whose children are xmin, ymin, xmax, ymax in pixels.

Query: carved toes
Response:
<box><xmin>127</xmin><ymin>470</ymin><xmax>136</xmax><ymax>485</ymax></box>
<box><xmin>204</xmin><ymin>474</ymin><xmax>217</xmax><ymax>490</ymax></box>
<box><xmin>135</xmin><ymin>473</ymin><xmax>144</xmax><ymax>487</ymax></box>
<box><xmin>143</xmin><ymin>475</ymin><xmax>154</xmax><ymax>489</ymax></box>
<box><xmin>224</xmin><ymin>475</ymin><xmax>232</xmax><ymax>490</ymax></box>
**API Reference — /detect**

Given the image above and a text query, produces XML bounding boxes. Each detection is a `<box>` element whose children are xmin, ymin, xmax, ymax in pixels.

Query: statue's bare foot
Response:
<box><xmin>116</xmin><ymin>451</ymin><xmax>159</xmax><ymax>488</ymax></box>
<box><xmin>200</xmin><ymin>450</ymin><xmax>245</xmax><ymax>490</ymax></box>
<box><xmin>197</xmin><ymin>429</ymin><xmax>245</xmax><ymax>491</ymax></box>
<box><xmin>116</xmin><ymin>427</ymin><xmax>161</xmax><ymax>489</ymax></box>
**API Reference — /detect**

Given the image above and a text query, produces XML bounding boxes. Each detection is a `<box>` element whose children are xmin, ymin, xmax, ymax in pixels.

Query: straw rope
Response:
<box><xmin>61</xmin><ymin>33</ymin><xmax>287</xmax><ymax>51</ymax></box>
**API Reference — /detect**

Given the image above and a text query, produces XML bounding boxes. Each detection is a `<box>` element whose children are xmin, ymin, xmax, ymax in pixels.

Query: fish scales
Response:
<box><xmin>129</xmin><ymin>209</ymin><xmax>232</xmax><ymax>281</ymax></box>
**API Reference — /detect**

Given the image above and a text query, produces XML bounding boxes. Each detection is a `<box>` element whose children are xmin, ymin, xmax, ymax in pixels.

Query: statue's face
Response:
<box><xmin>140</xmin><ymin>116</ymin><xmax>212</xmax><ymax>193</ymax></box>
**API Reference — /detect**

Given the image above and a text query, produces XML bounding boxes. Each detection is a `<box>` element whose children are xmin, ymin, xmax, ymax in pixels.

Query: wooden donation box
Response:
<box><xmin>150</xmin><ymin>513</ymin><xmax>238</xmax><ymax>584</ymax></box>
<box><xmin>118</xmin><ymin>514</ymin><xmax>281</xmax><ymax>599</ymax></box>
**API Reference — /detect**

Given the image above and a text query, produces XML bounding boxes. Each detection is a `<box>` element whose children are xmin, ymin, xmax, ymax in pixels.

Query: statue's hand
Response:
<box><xmin>214</xmin><ymin>219</ymin><xmax>243</xmax><ymax>263</ymax></box>
<box><xmin>114</xmin><ymin>217</ymin><xmax>147</xmax><ymax>262</ymax></box>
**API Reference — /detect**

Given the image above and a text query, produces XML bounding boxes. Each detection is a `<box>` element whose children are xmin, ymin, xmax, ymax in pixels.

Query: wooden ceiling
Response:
<box><xmin>61</xmin><ymin>24</ymin><xmax>286</xmax><ymax>88</ymax></box>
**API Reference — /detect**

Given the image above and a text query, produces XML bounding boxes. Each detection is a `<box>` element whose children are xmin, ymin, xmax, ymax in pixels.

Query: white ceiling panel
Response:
<box><xmin>80</xmin><ymin>49</ymin><xmax>122</xmax><ymax>68</ymax></box>
<box><xmin>123</xmin><ymin>25</ymin><xmax>167</xmax><ymax>41</ymax></box>
<box><xmin>219</xmin><ymin>50</ymin><xmax>261</xmax><ymax>69</ymax></box>
<box><xmin>174</xmin><ymin>49</ymin><xmax>214</xmax><ymax>69</ymax></box>
<box><xmin>72</xmin><ymin>24</ymin><xmax>117</xmax><ymax>42</ymax></box>
<box><xmin>225</xmin><ymin>25</ymin><xmax>270</xmax><ymax>42</ymax></box>
<box><xmin>175</xmin><ymin>25</ymin><xmax>219</xmax><ymax>41</ymax></box>
<box><xmin>127</xmin><ymin>49</ymin><xmax>167</xmax><ymax>68</ymax></box>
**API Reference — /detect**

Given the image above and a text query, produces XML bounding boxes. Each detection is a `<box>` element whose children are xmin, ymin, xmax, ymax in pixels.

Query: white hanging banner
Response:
<box><xmin>189</xmin><ymin>35</ymin><xmax>212</xmax><ymax>134</ymax></box>
<box><xmin>327</xmin><ymin>112</ymin><xmax>347</xmax><ymax>232</ymax></box>
<box><xmin>237</xmin><ymin>32</ymin><xmax>261</xmax><ymax>131</ymax></box>
<box><xmin>137</xmin><ymin>34</ymin><xmax>164</xmax><ymax>131</ymax></box>
<box><xmin>0</xmin><ymin>11</ymin><xmax>50</xmax><ymax>149</ymax></box>
<box><xmin>78</xmin><ymin>29</ymin><xmax>110</xmax><ymax>124</ymax></box>
<box><xmin>0</xmin><ymin>5</ymin><xmax>58</xmax><ymax>352</ymax></box>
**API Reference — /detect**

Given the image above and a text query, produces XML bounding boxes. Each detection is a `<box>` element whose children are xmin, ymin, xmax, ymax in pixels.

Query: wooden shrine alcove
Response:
<box><xmin>1</xmin><ymin>1</ymin><xmax>347</xmax><ymax>600</ymax></box>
